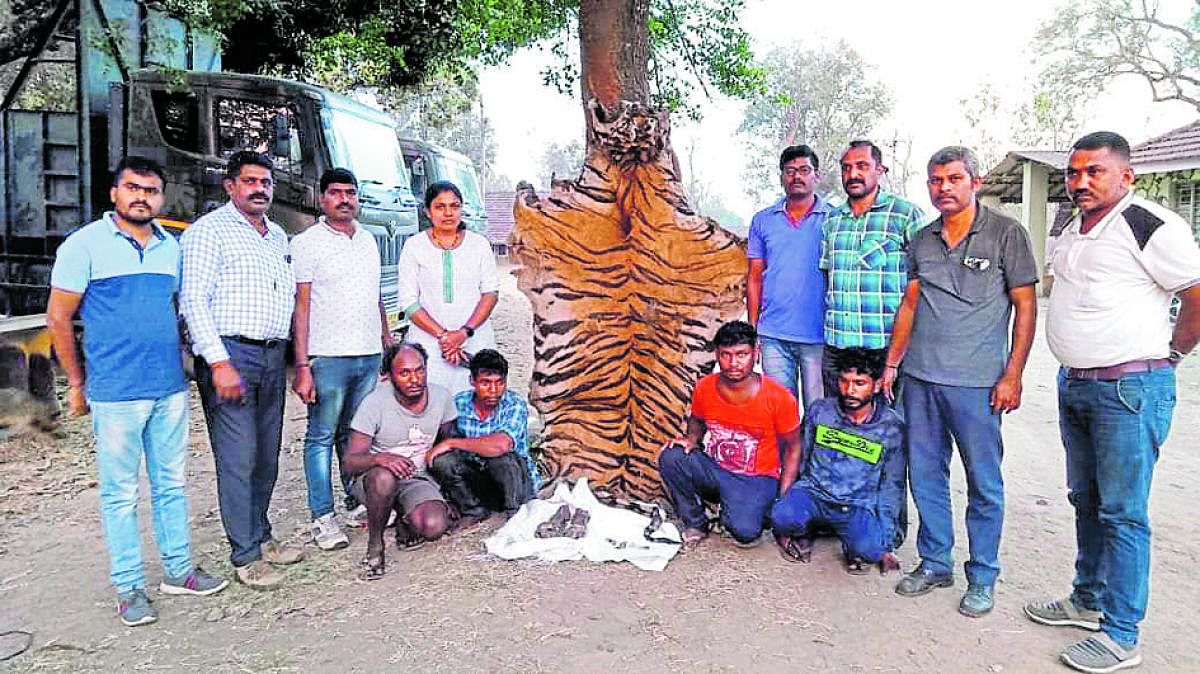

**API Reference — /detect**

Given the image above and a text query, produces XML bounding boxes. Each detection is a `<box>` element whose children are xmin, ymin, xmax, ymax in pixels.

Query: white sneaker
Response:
<box><xmin>312</xmin><ymin>514</ymin><xmax>349</xmax><ymax>551</ymax></box>
<box><xmin>343</xmin><ymin>504</ymin><xmax>368</xmax><ymax>529</ymax></box>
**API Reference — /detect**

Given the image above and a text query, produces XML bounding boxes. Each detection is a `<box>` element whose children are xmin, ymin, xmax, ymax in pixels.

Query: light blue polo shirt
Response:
<box><xmin>747</xmin><ymin>195</ymin><xmax>831</xmax><ymax>343</ymax></box>
<box><xmin>50</xmin><ymin>213</ymin><xmax>187</xmax><ymax>402</ymax></box>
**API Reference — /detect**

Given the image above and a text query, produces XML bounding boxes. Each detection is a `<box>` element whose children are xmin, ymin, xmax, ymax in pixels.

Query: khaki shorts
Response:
<box><xmin>349</xmin><ymin>471</ymin><xmax>446</xmax><ymax>518</ymax></box>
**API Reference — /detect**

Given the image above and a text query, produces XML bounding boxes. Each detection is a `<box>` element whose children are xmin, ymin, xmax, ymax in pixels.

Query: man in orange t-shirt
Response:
<box><xmin>659</xmin><ymin>321</ymin><xmax>802</xmax><ymax>549</ymax></box>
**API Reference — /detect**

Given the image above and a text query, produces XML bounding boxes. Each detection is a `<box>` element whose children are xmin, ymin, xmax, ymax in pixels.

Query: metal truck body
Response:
<box><xmin>397</xmin><ymin>137</ymin><xmax>488</xmax><ymax>235</ymax></box>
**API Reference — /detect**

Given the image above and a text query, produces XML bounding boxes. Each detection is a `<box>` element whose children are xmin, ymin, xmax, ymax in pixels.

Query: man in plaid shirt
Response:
<box><xmin>820</xmin><ymin>140</ymin><xmax>927</xmax><ymax>390</ymax></box>
<box><xmin>426</xmin><ymin>349</ymin><xmax>535</xmax><ymax>520</ymax></box>
<box><xmin>180</xmin><ymin>151</ymin><xmax>304</xmax><ymax>590</ymax></box>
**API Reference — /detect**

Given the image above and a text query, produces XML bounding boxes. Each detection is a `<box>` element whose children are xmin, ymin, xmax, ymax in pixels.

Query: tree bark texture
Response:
<box><xmin>510</xmin><ymin>97</ymin><xmax>747</xmax><ymax>501</ymax></box>
<box><xmin>578</xmin><ymin>0</ymin><xmax>649</xmax><ymax>110</ymax></box>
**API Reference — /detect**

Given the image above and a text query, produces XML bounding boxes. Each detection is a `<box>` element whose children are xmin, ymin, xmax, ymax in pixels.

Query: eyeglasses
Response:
<box><xmin>782</xmin><ymin>167</ymin><xmax>814</xmax><ymax>178</ymax></box>
<box><xmin>119</xmin><ymin>182</ymin><xmax>162</xmax><ymax>197</ymax></box>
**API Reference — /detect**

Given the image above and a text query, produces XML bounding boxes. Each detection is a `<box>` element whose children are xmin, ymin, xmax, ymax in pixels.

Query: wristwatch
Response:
<box><xmin>462</xmin><ymin>325</ymin><xmax>475</xmax><ymax>338</ymax></box>
<box><xmin>1168</xmin><ymin>348</ymin><xmax>1185</xmax><ymax>364</ymax></box>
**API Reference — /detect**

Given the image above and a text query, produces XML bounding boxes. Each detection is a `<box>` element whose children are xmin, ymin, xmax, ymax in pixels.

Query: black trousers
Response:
<box><xmin>196</xmin><ymin>338</ymin><xmax>286</xmax><ymax>567</ymax></box>
<box><xmin>428</xmin><ymin>450</ymin><xmax>532</xmax><ymax>516</ymax></box>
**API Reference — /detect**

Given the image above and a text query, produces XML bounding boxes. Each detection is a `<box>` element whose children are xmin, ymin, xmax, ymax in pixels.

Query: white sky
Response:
<box><xmin>478</xmin><ymin>0</ymin><xmax>1198</xmax><ymax>216</ymax></box>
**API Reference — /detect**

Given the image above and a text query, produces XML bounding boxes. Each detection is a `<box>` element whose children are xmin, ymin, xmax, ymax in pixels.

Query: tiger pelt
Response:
<box><xmin>510</xmin><ymin>99</ymin><xmax>747</xmax><ymax>501</ymax></box>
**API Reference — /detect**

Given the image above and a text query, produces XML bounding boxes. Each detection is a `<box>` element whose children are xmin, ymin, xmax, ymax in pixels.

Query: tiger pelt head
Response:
<box><xmin>587</xmin><ymin>99</ymin><xmax>668</xmax><ymax>170</ymax></box>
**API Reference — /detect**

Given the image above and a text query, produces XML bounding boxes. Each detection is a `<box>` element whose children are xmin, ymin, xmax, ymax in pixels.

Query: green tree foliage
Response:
<box><xmin>737</xmin><ymin>41</ymin><xmax>892</xmax><ymax>202</ymax></box>
<box><xmin>537</xmin><ymin>138</ymin><xmax>584</xmax><ymax>188</ymax></box>
<box><xmin>1037</xmin><ymin>0</ymin><xmax>1200</xmax><ymax>112</ymax></box>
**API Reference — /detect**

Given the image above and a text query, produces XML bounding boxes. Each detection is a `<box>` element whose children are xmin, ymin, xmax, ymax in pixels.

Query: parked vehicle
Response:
<box><xmin>397</xmin><ymin>137</ymin><xmax>488</xmax><ymax>235</ymax></box>
<box><xmin>0</xmin><ymin>0</ymin><xmax>418</xmax><ymax>325</ymax></box>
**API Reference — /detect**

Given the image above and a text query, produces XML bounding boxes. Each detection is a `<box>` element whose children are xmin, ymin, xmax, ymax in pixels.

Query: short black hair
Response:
<box><xmin>382</xmin><ymin>342</ymin><xmax>427</xmax><ymax>375</ymax></box>
<box><xmin>779</xmin><ymin>144</ymin><xmax>819</xmax><ymax>172</ymax></box>
<box><xmin>713</xmin><ymin>320</ymin><xmax>757</xmax><ymax>349</ymax></box>
<box><xmin>320</xmin><ymin>167</ymin><xmax>357</xmax><ymax>192</ymax></box>
<box><xmin>846</xmin><ymin>139</ymin><xmax>884</xmax><ymax>165</ymax></box>
<box><xmin>469</xmin><ymin>348</ymin><xmax>509</xmax><ymax>379</ymax></box>
<box><xmin>225</xmin><ymin>150</ymin><xmax>273</xmax><ymax>181</ymax></box>
<box><xmin>829</xmin><ymin>347</ymin><xmax>884</xmax><ymax>381</ymax></box>
<box><xmin>1071</xmin><ymin>131</ymin><xmax>1131</xmax><ymax>163</ymax></box>
<box><xmin>112</xmin><ymin>155</ymin><xmax>166</xmax><ymax>187</ymax></box>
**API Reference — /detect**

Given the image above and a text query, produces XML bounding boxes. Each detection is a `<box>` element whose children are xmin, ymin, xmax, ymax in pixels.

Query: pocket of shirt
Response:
<box><xmin>856</xmin><ymin>235</ymin><xmax>895</xmax><ymax>270</ymax></box>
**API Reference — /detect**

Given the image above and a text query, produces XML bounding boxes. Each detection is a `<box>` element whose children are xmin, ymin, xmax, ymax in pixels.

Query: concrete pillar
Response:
<box><xmin>1021</xmin><ymin>161</ymin><xmax>1049</xmax><ymax>283</ymax></box>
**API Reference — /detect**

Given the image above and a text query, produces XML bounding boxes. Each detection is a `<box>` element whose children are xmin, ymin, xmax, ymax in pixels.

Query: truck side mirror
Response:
<box><xmin>410</xmin><ymin>157</ymin><xmax>425</xmax><ymax>176</ymax></box>
<box><xmin>273</xmin><ymin>113</ymin><xmax>291</xmax><ymax>158</ymax></box>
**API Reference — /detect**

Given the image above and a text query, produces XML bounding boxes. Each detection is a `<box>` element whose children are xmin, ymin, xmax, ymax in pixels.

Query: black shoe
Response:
<box><xmin>895</xmin><ymin>565</ymin><xmax>955</xmax><ymax>597</ymax></box>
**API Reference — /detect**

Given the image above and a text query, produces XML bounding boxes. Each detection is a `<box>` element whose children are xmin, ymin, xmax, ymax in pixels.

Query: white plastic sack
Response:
<box><xmin>483</xmin><ymin>478</ymin><xmax>682</xmax><ymax>571</ymax></box>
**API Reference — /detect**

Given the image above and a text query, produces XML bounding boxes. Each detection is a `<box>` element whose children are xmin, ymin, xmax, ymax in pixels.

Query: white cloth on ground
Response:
<box><xmin>483</xmin><ymin>479</ymin><xmax>681</xmax><ymax>571</ymax></box>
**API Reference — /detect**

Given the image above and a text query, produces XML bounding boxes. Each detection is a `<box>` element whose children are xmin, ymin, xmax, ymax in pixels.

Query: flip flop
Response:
<box><xmin>777</xmin><ymin>536</ymin><xmax>812</xmax><ymax>563</ymax></box>
<box><xmin>681</xmin><ymin>528</ymin><xmax>707</xmax><ymax>551</ymax></box>
<box><xmin>846</xmin><ymin>556</ymin><xmax>870</xmax><ymax>575</ymax></box>
<box><xmin>359</xmin><ymin>553</ymin><xmax>386</xmax><ymax>581</ymax></box>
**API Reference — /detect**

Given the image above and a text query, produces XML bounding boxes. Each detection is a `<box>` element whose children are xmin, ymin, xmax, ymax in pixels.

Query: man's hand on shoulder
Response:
<box><xmin>425</xmin><ymin>440</ymin><xmax>455</xmax><ymax>467</ymax></box>
<box><xmin>662</xmin><ymin>437</ymin><xmax>693</xmax><ymax>454</ymax></box>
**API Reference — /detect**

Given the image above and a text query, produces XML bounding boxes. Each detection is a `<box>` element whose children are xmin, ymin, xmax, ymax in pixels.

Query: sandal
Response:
<box><xmin>394</xmin><ymin>521</ymin><xmax>425</xmax><ymax>551</ymax></box>
<box><xmin>681</xmin><ymin>528</ymin><xmax>707</xmax><ymax>551</ymax></box>
<box><xmin>359</xmin><ymin>552</ymin><xmax>386</xmax><ymax>580</ymax></box>
<box><xmin>777</xmin><ymin>536</ymin><xmax>812</xmax><ymax>564</ymax></box>
<box><xmin>535</xmin><ymin>504</ymin><xmax>573</xmax><ymax>539</ymax></box>
<box><xmin>564</xmin><ymin>507</ymin><xmax>590</xmax><ymax>539</ymax></box>
<box><xmin>846</xmin><ymin>556</ymin><xmax>870</xmax><ymax>575</ymax></box>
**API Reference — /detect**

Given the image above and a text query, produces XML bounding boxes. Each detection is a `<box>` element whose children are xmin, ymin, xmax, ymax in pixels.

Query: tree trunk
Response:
<box><xmin>509</xmin><ymin>0</ymin><xmax>746</xmax><ymax>501</ymax></box>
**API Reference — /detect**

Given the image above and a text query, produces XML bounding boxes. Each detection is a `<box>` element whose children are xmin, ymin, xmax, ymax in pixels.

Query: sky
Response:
<box><xmin>477</xmin><ymin>0</ymin><xmax>1198</xmax><ymax>217</ymax></box>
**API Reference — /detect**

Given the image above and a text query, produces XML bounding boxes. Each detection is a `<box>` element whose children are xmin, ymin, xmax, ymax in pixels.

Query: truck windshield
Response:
<box><xmin>329</xmin><ymin>110</ymin><xmax>410</xmax><ymax>189</ymax></box>
<box><xmin>445</xmin><ymin>159</ymin><xmax>483</xmax><ymax>208</ymax></box>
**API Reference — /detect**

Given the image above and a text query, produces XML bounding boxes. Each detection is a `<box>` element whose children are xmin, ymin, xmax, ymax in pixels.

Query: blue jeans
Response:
<box><xmin>771</xmin><ymin>486</ymin><xmax>886</xmax><ymax>561</ymax></box>
<box><xmin>658</xmin><ymin>447</ymin><xmax>778</xmax><ymax>543</ymax></box>
<box><xmin>1058</xmin><ymin>366</ymin><xmax>1175</xmax><ymax>648</ymax></box>
<box><xmin>303</xmin><ymin>354</ymin><xmax>381</xmax><ymax>518</ymax></box>
<box><xmin>196</xmin><ymin>338</ymin><xmax>287</xmax><ymax>567</ymax></box>
<box><xmin>760</xmin><ymin>336</ymin><xmax>824</xmax><ymax>414</ymax></box>
<box><xmin>91</xmin><ymin>390</ymin><xmax>192</xmax><ymax>593</ymax></box>
<box><xmin>903</xmin><ymin>375</ymin><xmax>1004</xmax><ymax>586</ymax></box>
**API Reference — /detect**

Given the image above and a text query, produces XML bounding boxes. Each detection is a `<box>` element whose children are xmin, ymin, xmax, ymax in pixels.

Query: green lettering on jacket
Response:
<box><xmin>814</xmin><ymin>424</ymin><xmax>883</xmax><ymax>464</ymax></box>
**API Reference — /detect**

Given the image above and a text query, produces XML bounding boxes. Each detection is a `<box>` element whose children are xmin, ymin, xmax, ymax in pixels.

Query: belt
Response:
<box><xmin>1066</xmin><ymin>358</ymin><xmax>1171</xmax><ymax>381</ymax></box>
<box><xmin>226</xmin><ymin>335</ymin><xmax>286</xmax><ymax>349</ymax></box>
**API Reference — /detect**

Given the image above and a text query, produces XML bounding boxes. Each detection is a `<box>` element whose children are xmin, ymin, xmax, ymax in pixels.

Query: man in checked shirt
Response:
<box><xmin>180</xmin><ymin>151</ymin><xmax>304</xmax><ymax>589</ymax></box>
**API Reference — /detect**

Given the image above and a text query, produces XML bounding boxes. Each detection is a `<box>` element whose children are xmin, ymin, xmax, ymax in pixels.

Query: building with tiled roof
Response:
<box><xmin>484</xmin><ymin>190</ymin><xmax>548</xmax><ymax>255</ymax></box>
<box><xmin>1132</xmin><ymin>119</ymin><xmax>1200</xmax><ymax>239</ymax></box>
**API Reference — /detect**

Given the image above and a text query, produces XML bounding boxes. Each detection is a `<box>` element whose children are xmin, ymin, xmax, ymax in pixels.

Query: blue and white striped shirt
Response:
<box><xmin>180</xmin><ymin>202</ymin><xmax>295</xmax><ymax>364</ymax></box>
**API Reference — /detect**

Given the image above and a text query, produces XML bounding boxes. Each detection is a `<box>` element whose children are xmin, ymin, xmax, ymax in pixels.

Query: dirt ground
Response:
<box><xmin>2</xmin><ymin>265</ymin><xmax>1199</xmax><ymax>673</ymax></box>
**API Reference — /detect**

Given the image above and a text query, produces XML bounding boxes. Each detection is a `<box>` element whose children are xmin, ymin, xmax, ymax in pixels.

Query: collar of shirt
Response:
<box><xmin>317</xmin><ymin>215</ymin><xmax>363</xmax><ymax>239</ymax></box>
<box><xmin>1067</xmin><ymin>190</ymin><xmax>1135</xmax><ymax>239</ymax></box>
<box><xmin>927</xmin><ymin>202</ymin><xmax>990</xmax><ymax>237</ymax></box>
<box><xmin>833</xmin><ymin>187</ymin><xmax>899</xmax><ymax>217</ymax></box>
<box><xmin>770</xmin><ymin>194</ymin><xmax>831</xmax><ymax>221</ymax></box>
<box><xmin>220</xmin><ymin>201</ymin><xmax>280</xmax><ymax>238</ymax></box>
<box><xmin>103</xmin><ymin>211</ymin><xmax>168</xmax><ymax>247</ymax></box>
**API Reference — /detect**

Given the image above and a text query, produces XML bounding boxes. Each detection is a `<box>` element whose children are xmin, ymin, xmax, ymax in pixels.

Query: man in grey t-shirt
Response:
<box><xmin>344</xmin><ymin>343</ymin><xmax>457</xmax><ymax>579</ymax></box>
<box><xmin>884</xmin><ymin>147</ymin><xmax>1038</xmax><ymax>618</ymax></box>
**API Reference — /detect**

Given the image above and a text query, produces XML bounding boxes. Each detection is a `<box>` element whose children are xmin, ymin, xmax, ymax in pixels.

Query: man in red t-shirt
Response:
<box><xmin>659</xmin><ymin>321</ymin><xmax>802</xmax><ymax>549</ymax></box>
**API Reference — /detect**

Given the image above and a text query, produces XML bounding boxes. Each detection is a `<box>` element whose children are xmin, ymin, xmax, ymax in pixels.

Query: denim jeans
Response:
<box><xmin>771</xmin><ymin>486</ymin><xmax>886</xmax><ymax>561</ymax></box>
<box><xmin>196</xmin><ymin>338</ymin><xmax>287</xmax><ymax>567</ymax></box>
<box><xmin>1058</xmin><ymin>366</ymin><xmax>1175</xmax><ymax>648</ymax></box>
<box><xmin>658</xmin><ymin>447</ymin><xmax>778</xmax><ymax>543</ymax></box>
<box><xmin>303</xmin><ymin>354</ymin><xmax>381</xmax><ymax>518</ymax></box>
<box><xmin>903</xmin><ymin>375</ymin><xmax>1004</xmax><ymax>586</ymax></box>
<box><xmin>91</xmin><ymin>390</ymin><xmax>192</xmax><ymax>593</ymax></box>
<box><xmin>759</xmin><ymin>336</ymin><xmax>824</xmax><ymax>414</ymax></box>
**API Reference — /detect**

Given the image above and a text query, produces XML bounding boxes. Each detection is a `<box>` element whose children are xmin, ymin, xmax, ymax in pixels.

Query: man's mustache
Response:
<box><xmin>249</xmin><ymin>193</ymin><xmax>269</xmax><ymax>201</ymax></box>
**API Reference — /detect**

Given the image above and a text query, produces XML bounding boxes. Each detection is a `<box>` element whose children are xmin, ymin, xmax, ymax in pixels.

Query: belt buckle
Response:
<box><xmin>263</xmin><ymin>338</ymin><xmax>281</xmax><ymax>349</ymax></box>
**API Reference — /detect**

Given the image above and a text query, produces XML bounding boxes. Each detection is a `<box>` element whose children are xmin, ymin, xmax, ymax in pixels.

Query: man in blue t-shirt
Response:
<box><xmin>747</xmin><ymin>144</ymin><xmax>832</xmax><ymax>415</ymax></box>
<box><xmin>47</xmin><ymin>156</ymin><xmax>227</xmax><ymax>628</ymax></box>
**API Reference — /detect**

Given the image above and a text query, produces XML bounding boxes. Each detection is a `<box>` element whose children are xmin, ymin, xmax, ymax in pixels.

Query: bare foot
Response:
<box><xmin>681</xmin><ymin>528</ymin><xmax>707</xmax><ymax>551</ymax></box>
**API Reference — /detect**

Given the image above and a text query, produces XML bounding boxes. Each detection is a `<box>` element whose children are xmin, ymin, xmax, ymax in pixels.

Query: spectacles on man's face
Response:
<box><xmin>782</xmin><ymin>167</ymin><xmax>814</xmax><ymax>178</ymax></box>
<box><xmin>119</xmin><ymin>182</ymin><xmax>162</xmax><ymax>197</ymax></box>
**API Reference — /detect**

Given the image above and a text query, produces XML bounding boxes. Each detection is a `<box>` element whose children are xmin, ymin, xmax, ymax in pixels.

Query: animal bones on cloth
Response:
<box><xmin>483</xmin><ymin>479</ymin><xmax>681</xmax><ymax>571</ymax></box>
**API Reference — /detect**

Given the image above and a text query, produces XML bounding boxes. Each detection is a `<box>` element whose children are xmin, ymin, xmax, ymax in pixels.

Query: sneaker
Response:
<box><xmin>261</xmin><ymin>538</ymin><xmax>305</xmax><ymax>565</ymax></box>
<box><xmin>959</xmin><ymin>584</ymin><xmax>994</xmax><ymax>618</ymax></box>
<box><xmin>1025</xmin><ymin>596</ymin><xmax>1103</xmax><ymax>631</ymax></box>
<box><xmin>1060</xmin><ymin>633</ymin><xmax>1142</xmax><ymax>673</ymax></box>
<box><xmin>159</xmin><ymin>566</ymin><xmax>229</xmax><ymax>596</ymax></box>
<box><xmin>117</xmin><ymin>588</ymin><xmax>157</xmax><ymax>626</ymax></box>
<box><xmin>312</xmin><ymin>514</ymin><xmax>350</xmax><ymax>551</ymax></box>
<box><xmin>343</xmin><ymin>504</ymin><xmax>369</xmax><ymax>529</ymax></box>
<box><xmin>895</xmin><ymin>565</ymin><xmax>955</xmax><ymax>597</ymax></box>
<box><xmin>234</xmin><ymin>559</ymin><xmax>282</xmax><ymax>590</ymax></box>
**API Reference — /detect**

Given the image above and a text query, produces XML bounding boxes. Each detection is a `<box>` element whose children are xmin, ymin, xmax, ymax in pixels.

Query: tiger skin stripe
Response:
<box><xmin>510</xmin><ymin>99</ymin><xmax>747</xmax><ymax>501</ymax></box>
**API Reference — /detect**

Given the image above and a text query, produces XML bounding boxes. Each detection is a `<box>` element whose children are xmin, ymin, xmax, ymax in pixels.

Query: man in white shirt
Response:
<box><xmin>291</xmin><ymin>168</ymin><xmax>394</xmax><ymax>551</ymax></box>
<box><xmin>1025</xmin><ymin>131</ymin><xmax>1200</xmax><ymax>674</ymax></box>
